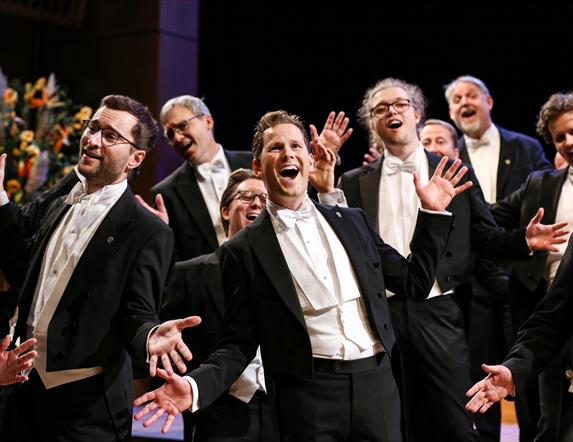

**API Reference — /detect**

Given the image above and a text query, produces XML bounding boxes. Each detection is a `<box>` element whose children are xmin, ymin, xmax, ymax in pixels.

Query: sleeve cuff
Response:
<box><xmin>420</xmin><ymin>207</ymin><xmax>452</xmax><ymax>216</ymax></box>
<box><xmin>0</xmin><ymin>191</ymin><xmax>8</xmax><ymax>206</ymax></box>
<box><xmin>145</xmin><ymin>325</ymin><xmax>160</xmax><ymax>363</ymax></box>
<box><xmin>318</xmin><ymin>188</ymin><xmax>348</xmax><ymax>208</ymax></box>
<box><xmin>184</xmin><ymin>376</ymin><xmax>201</xmax><ymax>412</ymax></box>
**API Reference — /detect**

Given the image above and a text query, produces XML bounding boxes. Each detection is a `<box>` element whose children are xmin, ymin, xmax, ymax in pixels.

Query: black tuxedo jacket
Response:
<box><xmin>492</xmin><ymin>168</ymin><xmax>568</xmax><ymax>292</ymax></box>
<box><xmin>458</xmin><ymin>126</ymin><xmax>552</xmax><ymax>201</ymax></box>
<box><xmin>0</xmin><ymin>187</ymin><xmax>174</xmax><ymax>437</ymax></box>
<box><xmin>339</xmin><ymin>151</ymin><xmax>530</xmax><ymax>293</ymax></box>
<box><xmin>151</xmin><ymin>149</ymin><xmax>252</xmax><ymax>261</ymax></box>
<box><xmin>504</xmin><ymin>233</ymin><xmax>573</xmax><ymax>393</ymax></box>
<box><xmin>190</xmin><ymin>202</ymin><xmax>453</xmax><ymax>409</ymax></box>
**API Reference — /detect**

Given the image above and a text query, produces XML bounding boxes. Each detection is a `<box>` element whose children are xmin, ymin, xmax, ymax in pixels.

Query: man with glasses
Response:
<box><xmin>338</xmin><ymin>78</ymin><xmax>566</xmax><ymax>441</ymax></box>
<box><xmin>0</xmin><ymin>95</ymin><xmax>201</xmax><ymax>441</ymax></box>
<box><xmin>151</xmin><ymin>95</ymin><xmax>252</xmax><ymax>261</ymax></box>
<box><xmin>160</xmin><ymin>168</ymin><xmax>277</xmax><ymax>441</ymax></box>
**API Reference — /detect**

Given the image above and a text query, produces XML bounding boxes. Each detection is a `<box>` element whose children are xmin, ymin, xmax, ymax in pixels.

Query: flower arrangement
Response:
<box><xmin>0</xmin><ymin>69</ymin><xmax>91</xmax><ymax>203</ymax></box>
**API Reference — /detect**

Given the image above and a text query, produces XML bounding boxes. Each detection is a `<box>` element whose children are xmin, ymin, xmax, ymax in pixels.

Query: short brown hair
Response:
<box><xmin>536</xmin><ymin>92</ymin><xmax>573</xmax><ymax>144</ymax></box>
<box><xmin>251</xmin><ymin>110</ymin><xmax>308</xmax><ymax>161</ymax></box>
<box><xmin>421</xmin><ymin>119</ymin><xmax>459</xmax><ymax>148</ymax></box>
<box><xmin>219</xmin><ymin>168</ymin><xmax>262</xmax><ymax>233</ymax></box>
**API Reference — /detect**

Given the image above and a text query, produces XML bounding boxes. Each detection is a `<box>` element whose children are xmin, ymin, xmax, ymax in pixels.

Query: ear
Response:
<box><xmin>128</xmin><ymin>150</ymin><xmax>146</xmax><ymax>170</ymax></box>
<box><xmin>452</xmin><ymin>147</ymin><xmax>460</xmax><ymax>160</ymax></box>
<box><xmin>414</xmin><ymin>108</ymin><xmax>422</xmax><ymax>125</ymax></box>
<box><xmin>486</xmin><ymin>96</ymin><xmax>494</xmax><ymax>111</ymax></box>
<box><xmin>221</xmin><ymin>206</ymin><xmax>230</xmax><ymax>222</ymax></box>
<box><xmin>252</xmin><ymin>158</ymin><xmax>263</xmax><ymax>178</ymax></box>
<box><xmin>204</xmin><ymin>115</ymin><xmax>215</xmax><ymax>131</ymax></box>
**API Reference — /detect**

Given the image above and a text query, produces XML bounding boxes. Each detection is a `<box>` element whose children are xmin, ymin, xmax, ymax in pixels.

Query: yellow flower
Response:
<box><xmin>3</xmin><ymin>88</ymin><xmax>17</xmax><ymax>107</ymax></box>
<box><xmin>19</xmin><ymin>130</ymin><xmax>35</xmax><ymax>143</ymax></box>
<box><xmin>34</xmin><ymin>77</ymin><xmax>47</xmax><ymax>90</ymax></box>
<box><xmin>74</xmin><ymin>106</ymin><xmax>92</xmax><ymax>121</ymax></box>
<box><xmin>5</xmin><ymin>179</ymin><xmax>21</xmax><ymax>196</ymax></box>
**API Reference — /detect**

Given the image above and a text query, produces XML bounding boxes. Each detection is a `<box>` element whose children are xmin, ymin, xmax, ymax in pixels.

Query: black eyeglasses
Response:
<box><xmin>233</xmin><ymin>190</ymin><xmax>267</xmax><ymax>204</ymax></box>
<box><xmin>82</xmin><ymin>120</ymin><xmax>140</xmax><ymax>150</ymax></box>
<box><xmin>370</xmin><ymin>99</ymin><xmax>414</xmax><ymax>119</ymax></box>
<box><xmin>163</xmin><ymin>114</ymin><xmax>204</xmax><ymax>141</ymax></box>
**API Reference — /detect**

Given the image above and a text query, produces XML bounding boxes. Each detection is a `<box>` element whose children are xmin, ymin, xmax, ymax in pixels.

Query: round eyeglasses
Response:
<box><xmin>82</xmin><ymin>120</ymin><xmax>140</xmax><ymax>150</ymax></box>
<box><xmin>233</xmin><ymin>190</ymin><xmax>267</xmax><ymax>204</ymax></box>
<box><xmin>370</xmin><ymin>99</ymin><xmax>413</xmax><ymax>119</ymax></box>
<box><xmin>163</xmin><ymin>114</ymin><xmax>204</xmax><ymax>141</ymax></box>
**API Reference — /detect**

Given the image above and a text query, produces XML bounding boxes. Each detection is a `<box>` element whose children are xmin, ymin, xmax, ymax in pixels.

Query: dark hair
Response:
<box><xmin>219</xmin><ymin>168</ymin><xmax>261</xmax><ymax>233</ymax></box>
<box><xmin>99</xmin><ymin>95</ymin><xmax>158</xmax><ymax>153</ymax></box>
<box><xmin>421</xmin><ymin>119</ymin><xmax>459</xmax><ymax>148</ymax></box>
<box><xmin>536</xmin><ymin>92</ymin><xmax>573</xmax><ymax>143</ymax></box>
<box><xmin>252</xmin><ymin>110</ymin><xmax>308</xmax><ymax>161</ymax></box>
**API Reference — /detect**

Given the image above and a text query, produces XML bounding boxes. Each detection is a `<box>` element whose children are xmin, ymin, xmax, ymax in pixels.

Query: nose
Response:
<box><xmin>172</xmin><ymin>130</ymin><xmax>185</xmax><ymax>145</ymax></box>
<box><xmin>281</xmin><ymin>145</ymin><xmax>295</xmax><ymax>159</ymax></box>
<box><xmin>84</xmin><ymin>129</ymin><xmax>103</xmax><ymax>147</ymax></box>
<box><xmin>565</xmin><ymin>133</ymin><xmax>573</xmax><ymax>147</ymax></box>
<box><xmin>250</xmin><ymin>195</ymin><xmax>264</xmax><ymax>208</ymax></box>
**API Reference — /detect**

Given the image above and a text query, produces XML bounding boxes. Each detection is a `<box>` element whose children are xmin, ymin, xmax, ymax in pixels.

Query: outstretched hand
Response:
<box><xmin>465</xmin><ymin>364</ymin><xmax>514</xmax><ymax>414</ymax></box>
<box><xmin>414</xmin><ymin>156</ymin><xmax>472</xmax><ymax>212</ymax></box>
<box><xmin>148</xmin><ymin>316</ymin><xmax>202</xmax><ymax>377</ymax></box>
<box><xmin>363</xmin><ymin>144</ymin><xmax>382</xmax><ymax>166</ymax></box>
<box><xmin>309</xmin><ymin>111</ymin><xmax>353</xmax><ymax>154</ymax></box>
<box><xmin>134</xmin><ymin>368</ymin><xmax>193</xmax><ymax>433</ymax></box>
<box><xmin>525</xmin><ymin>207</ymin><xmax>569</xmax><ymax>251</ymax></box>
<box><xmin>135</xmin><ymin>194</ymin><xmax>169</xmax><ymax>225</ymax></box>
<box><xmin>0</xmin><ymin>336</ymin><xmax>37</xmax><ymax>386</ymax></box>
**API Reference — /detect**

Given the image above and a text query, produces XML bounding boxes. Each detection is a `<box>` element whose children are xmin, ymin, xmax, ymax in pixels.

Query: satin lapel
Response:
<box><xmin>248</xmin><ymin>211</ymin><xmax>306</xmax><ymax>329</ymax></box>
<box><xmin>17</xmin><ymin>197</ymin><xmax>71</xmax><ymax>335</ymax></box>
<box><xmin>315</xmin><ymin>204</ymin><xmax>370</xmax><ymax>295</ymax></box>
<box><xmin>539</xmin><ymin>169</ymin><xmax>568</xmax><ymax>223</ymax></box>
<box><xmin>497</xmin><ymin>128</ymin><xmax>514</xmax><ymax>197</ymax></box>
<box><xmin>458</xmin><ymin>138</ymin><xmax>472</xmax><ymax>166</ymax></box>
<box><xmin>173</xmin><ymin>163</ymin><xmax>218</xmax><ymax>250</ymax></box>
<box><xmin>202</xmin><ymin>250</ymin><xmax>225</xmax><ymax>320</ymax></box>
<box><xmin>225</xmin><ymin>149</ymin><xmax>251</xmax><ymax>169</ymax></box>
<box><xmin>56</xmin><ymin>189</ymin><xmax>135</xmax><ymax>312</ymax></box>
<box><xmin>359</xmin><ymin>159</ymin><xmax>383</xmax><ymax>233</ymax></box>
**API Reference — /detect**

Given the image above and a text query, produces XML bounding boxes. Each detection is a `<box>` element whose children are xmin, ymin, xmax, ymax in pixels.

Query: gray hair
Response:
<box><xmin>444</xmin><ymin>75</ymin><xmax>491</xmax><ymax>104</ymax></box>
<box><xmin>358</xmin><ymin>77</ymin><xmax>426</xmax><ymax>129</ymax></box>
<box><xmin>159</xmin><ymin>95</ymin><xmax>212</xmax><ymax>125</ymax></box>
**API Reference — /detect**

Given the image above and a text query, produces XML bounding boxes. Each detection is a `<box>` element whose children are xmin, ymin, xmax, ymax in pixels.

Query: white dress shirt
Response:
<box><xmin>194</xmin><ymin>145</ymin><xmax>231</xmax><ymax>246</ymax></box>
<box><xmin>464</xmin><ymin>124</ymin><xmax>500</xmax><ymax>204</ymax></box>
<box><xmin>26</xmin><ymin>179</ymin><xmax>127</xmax><ymax>388</ymax></box>
<box><xmin>378</xmin><ymin>145</ymin><xmax>449</xmax><ymax>299</ymax></box>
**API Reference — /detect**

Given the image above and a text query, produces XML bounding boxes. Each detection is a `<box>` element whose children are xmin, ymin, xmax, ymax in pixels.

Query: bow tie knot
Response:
<box><xmin>276</xmin><ymin>204</ymin><xmax>315</xmax><ymax>229</ymax></box>
<box><xmin>196</xmin><ymin>159</ymin><xmax>226</xmax><ymax>177</ymax></box>
<box><xmin>466</xmin><ymin>138</ymin><xmax>489</xmax><ymax>150</ymax></box>
<box><xmin>383</xmin><ymin>156</ymin><xmax>417</xmax><ymax>176</ymax></box>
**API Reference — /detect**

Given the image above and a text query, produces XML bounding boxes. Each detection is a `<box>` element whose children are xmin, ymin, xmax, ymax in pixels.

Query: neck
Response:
<box><xmin>385</xmin><ymin>140</ymin><xmax>419</xmax><ymax>161</ymax></box>
<box><xmin>270</xmin><ymin>193</ymin><xmax>306</xmax><ymax>211</ymax></box>
<box><xmin>194</xmin><ymin>140</ymin><xmax>220</xmax><ymax>166</ymax></box>
<box><xmin>466</xmin><ymin>121</ymin><xmax>492</xmax><ymax>140</ymax></box>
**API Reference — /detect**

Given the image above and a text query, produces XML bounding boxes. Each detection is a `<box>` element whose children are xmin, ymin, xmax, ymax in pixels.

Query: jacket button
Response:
<box><xmin>445</xmin><ymin>250</ymin><xmax>453</xmax><ymax>257</ymax></box>
<box><xmin>377</xmin><ymin>293</ymin><xmax>383</xmax><ymax>299</ymax></box>
<box><xmin>445</xmin><ymin>276</ymin><xmax>452</xmax><ymax>283</ymax></box>
<box><xmin>383</xmin><ymin>323</ymin><xmax>388</xmax><ymax>330</ymax></box>
<box><xmin>373</xmin><ymin>262</ymin><xmax>380</xmax><ymax>268</ymax></box>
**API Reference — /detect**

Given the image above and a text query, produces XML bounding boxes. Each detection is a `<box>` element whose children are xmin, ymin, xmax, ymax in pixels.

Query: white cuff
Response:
<box><xmin>145</xmin><ymin>325</ymin><xmax>160</xmax><ymax>363</ymax></box>
<box><xmin>318</xmin><ymin>188</ymin><xmax>348</xmax><ymax>208</ymax></box>
<box><xmin>420</xmin><ymin>207</ymin><xmax>451</xmax><ymax>216</ymax></box>
<box><xmin>184</xmin><ymin>376</ymin><xmax>201</xmax><ymax>412</ymax></box>
<box><xmin>0</xmin><ymin>191</ymin><xmax>8</xmax><ymax>206</ymax></box>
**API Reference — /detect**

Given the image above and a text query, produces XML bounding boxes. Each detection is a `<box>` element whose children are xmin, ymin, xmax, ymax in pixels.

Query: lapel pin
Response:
<box><xmin>106</xmin><ymin>236</ymin><xmax>114</xmax><ymax>244</ymax></box>
<box><xmin>336</xmin><ymin>212</ymin><xmax>342</xmax><ymax>218</ymax></box>
<box><xmin>505</xmin><ymin>159</ymin><xmax>511</xmax><ymax>165</ymax></box>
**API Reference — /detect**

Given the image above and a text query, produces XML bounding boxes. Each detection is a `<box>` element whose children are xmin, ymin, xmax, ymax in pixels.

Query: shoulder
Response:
<box><xmin>151</xmin><ymin>162</ymin><xmax>190</xmax><ymax>193</ymax></box>
<box><xmin>498</xmin><ymin>126</ymin><xmax>542</xmax><ymax>148</ymax></box>
<box><xmin>224</xmin><ymin>149</ymin><xmax>253</xmax><ymax>167</ymax></box>
<box><xmin>340</xmin><ymin>160</ymin><xmax>380</xmax><ymax>182</ymax></box>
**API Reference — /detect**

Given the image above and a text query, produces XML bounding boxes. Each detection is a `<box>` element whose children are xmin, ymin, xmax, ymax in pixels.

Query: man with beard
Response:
<box><xmin>0</xmin><ymin>95</ymin><xmax>200</xmax><ymax>441</ymax></box>
<box><xmin>445</xmin><ymin>75</ymin><xmax>553</xmax><ymax>441</ymax></box>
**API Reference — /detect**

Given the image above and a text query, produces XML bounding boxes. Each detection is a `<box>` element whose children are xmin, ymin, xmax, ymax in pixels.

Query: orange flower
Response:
<box><xmin>3</xmin><ymin>88</ymin><xmax>17</xmax><ymax>107</ymax></box>
<box><xmin>5</xmin><ymin>179</ymin><xmax>21</xmax><ymax>197</ymax></box>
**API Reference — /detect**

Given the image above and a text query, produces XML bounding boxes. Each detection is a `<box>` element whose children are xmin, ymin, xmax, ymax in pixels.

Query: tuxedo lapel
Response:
<box><xmin>458</xmin><ymin>138</ymin><xmax>472</xmax><ymax>166</ymax></box>
<box><xmin>225</xmin><ymin>149</ymin><xmax>251</xmax><ymax>169</ymax></box>
<box><xmin>201</xmin><ymin>251</ymin><xmax>225</xmax><ymax>319</ymax></box>
<box><xmin>359</xmin><ymin>159</ymin><xmax>383</xmax><ymax>232</ymax></box>
<box><xmin>56</xmin><ymin>189</ymin><xmax>135</xmax><ymax>312</ymax></box>
<box><xmin>173</xmin><ymin>163</ymin><xmax>218</xmax><ymax>250</ymax></box>
<box><xmin>497</xmin><ymin>127</ymin><xmax>514</xmax><ymax>197</ymax></box>
<box><xmin>247</xmin><ymin>211</ymin><xmax>306</xmax><ymax>329</ymax></box>
<box><xmin>539</xmin><ymin>168</ymin><xmax>568</xmax><ymax>224</ymax></box>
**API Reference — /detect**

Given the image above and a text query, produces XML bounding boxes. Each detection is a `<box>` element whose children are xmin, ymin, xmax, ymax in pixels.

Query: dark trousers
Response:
<box><xmin>2</xmin><ymin>369</ymin><xmax>127</xmax><ymax>442</ymax></box>
<box><xmin>390</xmin><ymin>296</ymin><xmax>479</xmax><ymax>442</ymax></box>
<box><xmin>184</xmin><ymin>390</ymin><xmax>278</xmax><ymax>442</ymax></box>
<box><xmin>273</xmin><ymin>353</ymin><xmax>402</xmax><ymax>442</ymax></box>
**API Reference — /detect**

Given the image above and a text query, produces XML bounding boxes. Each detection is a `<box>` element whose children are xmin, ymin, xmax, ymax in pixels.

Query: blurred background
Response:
<box><xmin>1</xmin><ymin>0</ymin><xmax>570</xmax><ymax>199</ymax></box>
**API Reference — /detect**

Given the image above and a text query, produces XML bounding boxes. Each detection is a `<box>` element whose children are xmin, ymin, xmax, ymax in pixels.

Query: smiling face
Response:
<box><xmin>252</xmin><ymin>123</ymin><xmax>314</xmax><ymax>210</ymax></box>
<box><xmin>222</xmin><ymin>178</ymin><xmax>267</xmax><ymax>237</ymax></box>
<box><xmin>162</xmin><ymin>105</ymin><xmax>218</xmax><ymax>165</ymax></box>
<box><xmin>369</xmin><ymin>87</ymin><xmax>421</xmax><ymax>158</ymax></box>
<box><xmin>448</xmin><ymin>81</ymin><xmax>493</xmax><ymax>139</ymax></box>
<box><xmin>548</xmin><ymin>110</ymin><xmax>573</xmax><ymax>168</ymax></box>
<box><xmin>420</xmin><ymin>123</ymin><xmax>459</xmax><ymax>160</ymax></box>
<box><xmin>78</xmin><ymin>106</ymin><xmax>146</xmax><ymax>193</ymax></box>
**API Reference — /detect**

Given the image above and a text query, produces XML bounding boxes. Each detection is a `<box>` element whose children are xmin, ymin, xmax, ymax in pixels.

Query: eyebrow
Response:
<box><xmin>91</xmin><ymin>119</ymin><xmax>133</xmax><ymax>140</ymax></box>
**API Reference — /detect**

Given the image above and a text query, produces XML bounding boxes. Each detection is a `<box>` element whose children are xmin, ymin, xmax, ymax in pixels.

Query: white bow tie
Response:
<box><xmin>466</xmin><ymin>138</ymin><xmax>489</xmax><ymax>150</ymax></box>
<box><xmin>275</xmin><ymin>203</ymin><xmax>315</xmax><ymax>230</ymax></box>
<box><xmin>383</xmin><ymin>155</ymin><xmax>417</xmax><ymax>175</ymax></box>
<box><xmin>196</xmin><ymin>159</ymin><xmax>226</xmax><ymax>177</ymax></box>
